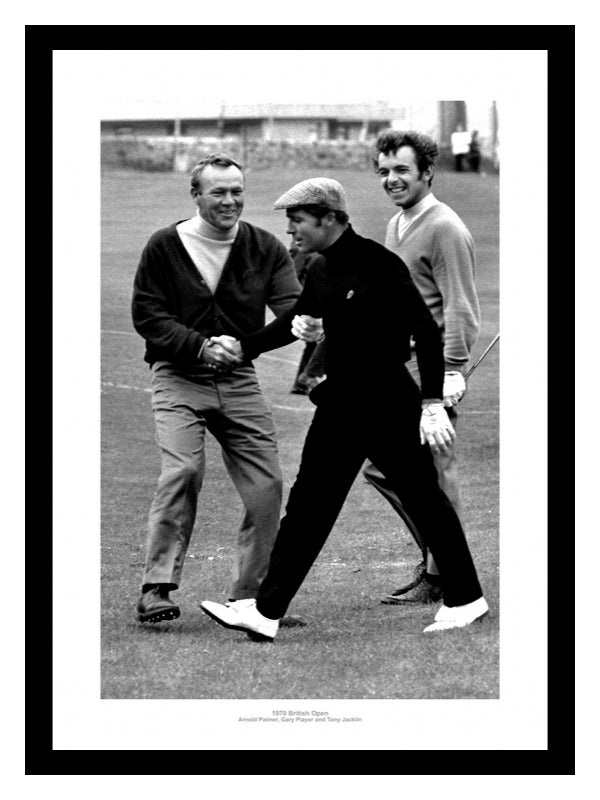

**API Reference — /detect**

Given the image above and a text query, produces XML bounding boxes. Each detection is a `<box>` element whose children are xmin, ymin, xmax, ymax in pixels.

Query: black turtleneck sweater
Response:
<box><xmin>241</xmin><ymin>225</ymin><xmax>444</xmax><ymax>400</ymax></box>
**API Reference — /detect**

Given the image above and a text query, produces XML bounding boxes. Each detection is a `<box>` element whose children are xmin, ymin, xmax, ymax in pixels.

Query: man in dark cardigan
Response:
<box><xmin>200</xmin><ymin>177</ymin><xmax>488</xmax><ymax>640</ymax></box>
<box><xmin>131</xmin><ymin>153</ymin><xmax>301</xmax><ymax>624</ymax></box>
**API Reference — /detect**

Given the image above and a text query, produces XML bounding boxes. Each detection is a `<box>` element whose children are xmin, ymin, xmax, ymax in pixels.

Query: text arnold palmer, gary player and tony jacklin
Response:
<box><xmin>238</xmin><ymin>710</ymin><xmax>362</xmax><ymax>723</ymax></box>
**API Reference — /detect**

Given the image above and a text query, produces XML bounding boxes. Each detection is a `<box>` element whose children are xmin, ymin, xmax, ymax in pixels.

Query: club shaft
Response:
<box><xmin>465</xmin><ymin>333</ymin><xmax>499</xmax><ymax>380</ymax></box>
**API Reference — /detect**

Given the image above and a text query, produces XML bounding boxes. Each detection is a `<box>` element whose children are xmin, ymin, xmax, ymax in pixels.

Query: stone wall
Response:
<box><xmin>102</xmin><ymin>135</ymin><xmax>378</xmax><ymax>172</ymax></box>
<box><xmin>101</xmin><ymin>135</ymin><xmax>497</xmax><ymax>173</ymax></box>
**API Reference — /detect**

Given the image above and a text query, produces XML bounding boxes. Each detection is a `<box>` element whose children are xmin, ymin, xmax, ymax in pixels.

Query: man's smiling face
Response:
<box><xmin>377</xmin><ymin>145</ymin><xmax>433</xmax><ymax>210</ymax></box>
<box><xmin>193</xmin><ymin>164</ymin><xmax>244</xmax><ymax>230</ymax></box>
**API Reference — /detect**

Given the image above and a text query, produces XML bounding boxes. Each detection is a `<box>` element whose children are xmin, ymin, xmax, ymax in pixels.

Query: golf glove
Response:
<box><xmin>420</xmin><ymin>402</ymin><xmax>456</xmax><ymax>452</ymax></box>
<box><xmin>292</xmin><ymin>314</ymin><xmax>324</xmax><ymax>342</ymax></box>
<box><xmin>443</xmin><ymin>371</ymin><xmax>466</xmax><ymax>407</ymax></box>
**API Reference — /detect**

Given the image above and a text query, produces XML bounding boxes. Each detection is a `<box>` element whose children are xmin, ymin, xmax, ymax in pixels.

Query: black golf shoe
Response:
<box><xmin>381</xmin><ymin>578</ymin><xmax>443</xmax><ymax>605</ymax></box>
<box><xmin>137</xmin><ymin>585</ymin><xmax>180</xmax><ymax>623</ymax></box>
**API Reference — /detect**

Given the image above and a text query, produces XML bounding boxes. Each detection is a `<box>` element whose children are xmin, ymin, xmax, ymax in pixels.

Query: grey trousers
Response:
<box><xmin>142</xmin><ymin>363</ymin><xmax>283</xmax><ymax>599</ymax></box>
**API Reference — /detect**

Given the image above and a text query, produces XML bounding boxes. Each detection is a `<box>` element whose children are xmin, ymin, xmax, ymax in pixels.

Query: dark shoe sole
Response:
<box><xmin>200</xmin><ymin>605</ymin><xmax>274</xmax><ymax>642</ymax></box>
<box><xmin>246</xmin><ymin>631</ymin><xmax>276</xmax><ymax>642</ymax></box>
<box><xmin>138</xmin><ymin>607</ymin><xmax>181</xmax><ymax>623</ymax></box>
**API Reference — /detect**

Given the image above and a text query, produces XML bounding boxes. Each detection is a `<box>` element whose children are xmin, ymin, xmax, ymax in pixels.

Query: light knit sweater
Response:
<box><xmin>384</xmin><ymin>199</ymin><xmax>480</xmax><ymax>372</ymax></box>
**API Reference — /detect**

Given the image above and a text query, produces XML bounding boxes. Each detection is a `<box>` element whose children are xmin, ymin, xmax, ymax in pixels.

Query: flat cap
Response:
<box><xmin>274</xmin><ymin>177</ymin><xmax>348</xmax><ymax>212</ymax></box>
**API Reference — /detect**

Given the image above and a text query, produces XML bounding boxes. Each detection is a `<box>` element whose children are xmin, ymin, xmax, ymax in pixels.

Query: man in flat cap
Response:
<box><xmin>200</xmin><ymin>177</ymin><xmax>488</xmax><ymax>640</ymax></box>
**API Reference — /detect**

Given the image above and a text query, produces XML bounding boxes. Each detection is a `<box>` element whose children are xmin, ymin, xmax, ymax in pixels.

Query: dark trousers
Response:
<box><xmin>468</xmin><ymin>154</ymin><xmax>481</xmax><ymax>173</ymax></box>
<box><xmin>256</xmin><ymin>378</ymin><xmax>482</xmax><ymax>619</ymax></box>
<box><xmin>292</xmin><ymin>340</ymin><xmax>327</xmax><ymax>389</ymax></box>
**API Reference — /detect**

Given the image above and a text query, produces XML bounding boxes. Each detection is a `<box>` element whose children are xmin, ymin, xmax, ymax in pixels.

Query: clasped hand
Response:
<box><xmin>419</xmin><ymin>403</ymin><xmax>456</xmax><ymax>453</ymax></box>
<box><xmin>201</xmin><ymin>335</ymin><xmax>243</xmax><ymax>372</ymax></box>
<box><xmin>291</xmin><ymin>314</ymin><xmax>324</xmax><ymax>342</ymax></box>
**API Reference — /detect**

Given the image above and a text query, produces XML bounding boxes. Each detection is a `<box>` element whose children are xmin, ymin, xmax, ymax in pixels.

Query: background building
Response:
<box><xmin>101</xmin><ymin>101</ymin><xmax>403</xmax><ymax>141</ymax></box>
<box><xmin>101</xmin><ymin>100</ymin><xmax>499</xmax><ymax>172</ymax></box>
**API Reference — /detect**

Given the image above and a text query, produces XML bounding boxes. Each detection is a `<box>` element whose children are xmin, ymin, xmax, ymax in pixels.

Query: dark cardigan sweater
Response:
<box><xmin>132</xmin><ymin>219</ymin><xmax>301</xmax><ymax>368</ymax></box>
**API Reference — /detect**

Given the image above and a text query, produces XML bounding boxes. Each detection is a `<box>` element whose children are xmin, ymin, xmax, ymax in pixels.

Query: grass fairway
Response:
<box><xmin>101</xmin><ymin>166</ymin><xmax>499</xmax><ymax>699</ymax></box>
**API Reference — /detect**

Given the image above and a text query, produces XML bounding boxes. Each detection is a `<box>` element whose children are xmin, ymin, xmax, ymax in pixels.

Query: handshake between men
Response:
<box><xmin>201</xmin><ymin>315</ymin><xmax>324</xmax><ymax>372</ymax></box>
<box><xmin>203</xmin><ymin>314</ymin><xmax>454</xmax><ymax>455</ymax></box>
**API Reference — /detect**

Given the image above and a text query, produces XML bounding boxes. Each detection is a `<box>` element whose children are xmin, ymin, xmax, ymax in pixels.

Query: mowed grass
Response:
<box><xmin>101</xmin><ymin>166</ymin><xmax>499</xmax><ymax>699</ymax></box>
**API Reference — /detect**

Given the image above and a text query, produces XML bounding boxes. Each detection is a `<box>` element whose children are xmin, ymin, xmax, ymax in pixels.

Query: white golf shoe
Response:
<box><xmin>224</xmin><ymin>598</ymin><xmax>257</xmax><ymax>611</ymax></box>
<box><xmin>423</xmin><ymin>596</ymin><xmax>489</xmax><ymax>633</ymax></box>
<box><xmin>200</xmin><ymin>598</ymin><xmax>279</xmax><ymax>641</ymax></box>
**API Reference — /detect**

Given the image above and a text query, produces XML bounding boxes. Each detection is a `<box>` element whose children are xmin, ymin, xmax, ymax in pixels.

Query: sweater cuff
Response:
<box><xmin>445</xmin><ymin>361</ymin><xmax>467</xmax><ymax>375</ymax></box>
<box><xmin>238</xmin><ymin>336</ymin><xmax>257</xmax><ymax>361</ymax></box>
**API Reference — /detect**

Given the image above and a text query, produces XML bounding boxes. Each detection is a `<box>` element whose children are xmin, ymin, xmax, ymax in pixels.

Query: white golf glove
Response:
<box><xmin>291</xmin><ymin>314</ymin><xmax>324</xmax><ymax>342</ymax></box>
<box><xmin>443</xmin><ymin>371</ymin><xmax>466</xmax><ymax>407</ymax></box>
<box><xmin>420</xmin><ymin>402</ymin><xmax>456</xmax><ymax>453</ymax></box>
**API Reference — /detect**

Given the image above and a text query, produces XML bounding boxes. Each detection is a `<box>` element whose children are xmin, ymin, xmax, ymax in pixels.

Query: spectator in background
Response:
<box><xmin>131</xmin><ymin>153</ymin><xmax>301</xmax><ymax>624</ymax></box>
<box><xmin>450</xmin><ymin>124</ymin><xmax>470</xmax><ymax>172</ymax></box>
<box><xmin>468</xmin><ymin>130</ymin><xmax>482</xmax><ymax>174</ymax></box>
<box><xmin>368</xmin><ymin>129</ymin><xmax>481</xmax><ymax>605</ymax></box>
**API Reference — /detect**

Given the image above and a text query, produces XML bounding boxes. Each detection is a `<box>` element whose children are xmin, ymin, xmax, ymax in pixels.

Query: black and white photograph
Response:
<box><xmin>101</xmin><ymin>95</ymin><xmax>500</xmax><ymax>701</ymax></box>
<box><xmin>23</xmin><ymin>30</ymin><xmax>574</xmax><ymax>774</ymax></box>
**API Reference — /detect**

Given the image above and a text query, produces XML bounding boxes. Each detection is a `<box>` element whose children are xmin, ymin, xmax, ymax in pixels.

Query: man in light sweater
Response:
<box><xmin>365</xmin><ymin>129</ymin><xmax>481</xmax><ymax>605</ymax></box>
<box><xmin>131</xmin><ymin>153</ymin><xmax>302</xmax><ymax>624</ymax></box>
